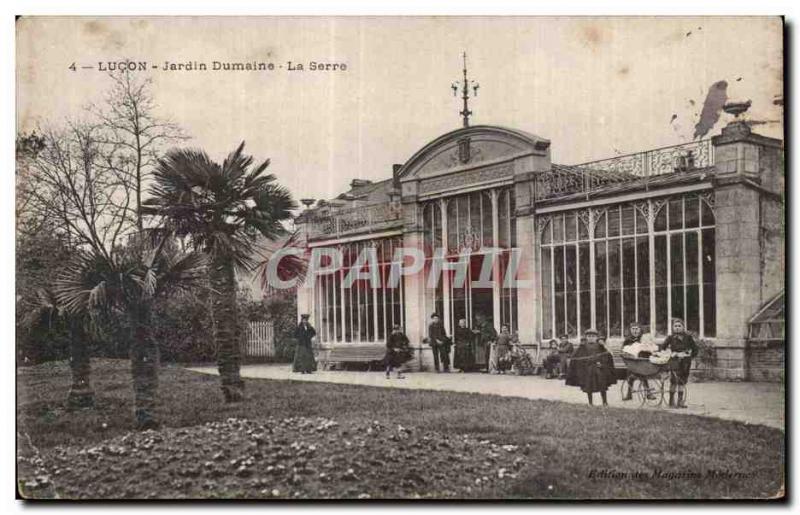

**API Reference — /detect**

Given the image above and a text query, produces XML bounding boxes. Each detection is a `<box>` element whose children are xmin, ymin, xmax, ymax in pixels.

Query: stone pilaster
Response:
<box><xmin>711</xmin><ymin>121</ymin><xmax>784</xmax><ymax>380</ymax></box>
<box><xmin>399</xmin><ymin>178</ymin><xmax>436</xmax><ymax>370</ymax></box>
<box><xmin>513</xmin><ymin>213</ymin><xmax>537</xmax><ymax>344</ymax></box>
<box><xmin>713</xmin><ymin>184</ymin><xmax>760</xmax><ymax>379</ymax></box>
<box><xmin>511</xmin><ymin>139</ymin><xmax>549</xmax><ymax>346</ymax></box>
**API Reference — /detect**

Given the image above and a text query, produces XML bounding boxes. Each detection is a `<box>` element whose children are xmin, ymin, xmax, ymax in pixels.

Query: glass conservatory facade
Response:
<box><xmin>294</xmin><ymin>120</ymin><xmax>783</xmax><ymax>380</ymax></box>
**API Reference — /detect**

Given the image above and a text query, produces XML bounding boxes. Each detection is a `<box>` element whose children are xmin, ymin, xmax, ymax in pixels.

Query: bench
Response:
<box><xmin>317</xmin><ymin>343</ymin><xmax>386</xmax><ymax>371</ymax></box>
<box><xmin>609</xmin><ymin>345</ymin><xmax>627</xmax><ymax>369</ymax></box>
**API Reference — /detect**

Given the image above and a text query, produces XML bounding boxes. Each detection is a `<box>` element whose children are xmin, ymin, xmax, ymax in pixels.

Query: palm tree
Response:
<box><xmin>22</xmin><ymin>289</ymin><xmax>95</xmax><ymax>409</ymax></box>
<box><xmin>56</xmin><ymin>238</ymin><xmax>205</xmax><ymax>428</ymax></box>
<box><xmin>144</xmin><ymin>142</ymin><xmax>296</xmax><ymax>402</ymax></box>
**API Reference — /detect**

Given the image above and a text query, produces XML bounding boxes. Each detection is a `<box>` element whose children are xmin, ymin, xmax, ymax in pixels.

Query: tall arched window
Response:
<box><xmin>539</xmin><ymin>193</ymin><xmax>715</xmax><ymax>340</ymax></box>
<box><xmin>421</xmin><ymin>187</ymin><xmax>518</xmax><ymax>333</ymax></box>
<box><xmin>313</xmin><ymin>236</ymin><xmax>405</xmax><ymax>343</ymax></box>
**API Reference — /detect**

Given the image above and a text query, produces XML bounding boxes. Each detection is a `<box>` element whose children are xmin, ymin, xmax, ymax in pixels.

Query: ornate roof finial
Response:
<box><xmin>451</xmin><ymin>52</ymin><xmax>479</xmax><ymax>128</ymax></box>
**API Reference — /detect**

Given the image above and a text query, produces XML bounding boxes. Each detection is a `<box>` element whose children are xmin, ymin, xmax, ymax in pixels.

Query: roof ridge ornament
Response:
<box><xmin>451</xmin><ymin>52</ymin><xmax>479</xmax><ymax>128</ymax></box>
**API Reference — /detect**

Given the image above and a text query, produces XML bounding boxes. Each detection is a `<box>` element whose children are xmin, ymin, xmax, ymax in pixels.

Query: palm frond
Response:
<box><xmin>153</xmin><ymin>248</ymin><xmax>207</xmax><ymax>296</ymax></box>
<box><xmin>55</xmin><ymin>251</ymin><xmax>112</xmax><ymax>316</ymax></box>
<box><xmin>20</xmin><ymin>288</ymin><xmax>62</xmax><ymax>333</ymax></box>
<box><xmin>255</xmin><ymin>230</ymin><xmax>308</xmax><ymax>292</ymax></box>
<box><xmin>146</xmin><ymin>142</ymin><xmax>297</xmax><ymax>268</ymax></box>
<box><xmin>87</xmin><ymin>281</ymin><xmax>107</xmax><ymax>310</ymax></box>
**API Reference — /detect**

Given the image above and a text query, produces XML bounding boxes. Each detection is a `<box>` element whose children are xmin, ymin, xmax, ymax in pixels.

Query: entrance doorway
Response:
<box><xmin>447</xmin><ymin>253</ymin><xmax>496</xmax><ymax>330</ymax></box>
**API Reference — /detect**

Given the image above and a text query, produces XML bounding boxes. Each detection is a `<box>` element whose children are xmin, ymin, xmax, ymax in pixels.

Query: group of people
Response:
<box><xmin>290</xmin><ymin>313</ymin><xmax>414</xmax><ymax>379</ymax></box>
<box><xmin>291</xmin><ymin>312</ymin><xmax>699</xmax><ymax>409</ymax></box>
<box><xmin>427</xmin><ymin>313</ymin><xmax>517</xmax><ymax>374</ymax></box>
<box><xmin>540</xmin><ymin>319</ymin><xmax>699</xmax><ymax>408</ymax></box>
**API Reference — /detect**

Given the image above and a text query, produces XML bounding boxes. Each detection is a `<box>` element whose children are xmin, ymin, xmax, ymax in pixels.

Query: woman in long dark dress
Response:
<box><xmin>565</xmin><ymin>328</ymin><xmax>616</xmax><ymax>406</ymax></box>
<box><xmin>292</xmin><ymin>314</ymin><xmax>317</xmax><ymax>374</ymax></box>
<box><xmin>384</xmin><ymin>325</ymin><xmax>412</xmax><ymax>379</ymax></box>
<box><xmin>453</xmin><ymin>318</ymin><xmax>476</xmax><ymax>372</ymax></box>
<box><xmin>473</xmin><ymin>313</ymin><xmax>497</xmax><ymax>372</ymax></box>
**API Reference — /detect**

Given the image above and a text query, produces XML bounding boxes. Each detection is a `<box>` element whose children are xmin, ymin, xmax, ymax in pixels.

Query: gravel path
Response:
<box><xmin>188</xmin><ymin>364</ymin><xmax>785</xmax><ymax>430</ymax></box>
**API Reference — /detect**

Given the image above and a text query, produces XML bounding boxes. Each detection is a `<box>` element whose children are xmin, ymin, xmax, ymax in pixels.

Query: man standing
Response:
<box><xmin>293</xmin><ymin>314</ymin><xmax>317</xmax><ymax>374</ymax></box>
<box><xmin>556</xmin><ymin>333</ymin><xmax>574</xmax><ymax>379</ymax></box>
<box><xmin>427</xmin><ymin>313</ymin><xmax>452</xmax><ymax>373</ymax></box>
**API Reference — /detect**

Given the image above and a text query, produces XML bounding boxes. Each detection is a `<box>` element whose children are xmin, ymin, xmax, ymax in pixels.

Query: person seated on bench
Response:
<box><xmin>384</xmin><ymin>324</ymin><xmax>412</xmax><ymax>379</ymax></box>
<box><xmin>542</xmin><ymin>339</ymin><xmax>560</xmax><ymax>378</ymax></box>
<box><xmin>556</xmin><ymin>334</ymin><xmax>574</xmax><ymax>379</ymax></box>
<box><xmin>490</xmin><ymin>324</ymin><xmax>513</xmax><ymax>374</ymax></box>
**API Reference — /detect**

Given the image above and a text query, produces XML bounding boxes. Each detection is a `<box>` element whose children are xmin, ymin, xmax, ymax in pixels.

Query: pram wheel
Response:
<box><xmin>633</xmin><ymin>375</ymin><xmax>664</xmax><ymax>407</ymax></box>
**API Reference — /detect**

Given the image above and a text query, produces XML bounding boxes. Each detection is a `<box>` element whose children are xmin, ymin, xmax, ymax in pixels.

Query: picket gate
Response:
<box><xmin>245</xmin><ymin>320</ymin><xmax>275</xmax><ymax>359</ymax></box>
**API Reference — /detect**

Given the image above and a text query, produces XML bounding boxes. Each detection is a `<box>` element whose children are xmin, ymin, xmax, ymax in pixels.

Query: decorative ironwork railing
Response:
<box><xmin>306</xmin><ymin>201</ymin><xmax>403</xmax><ymax>239</ymax></box>
<box><xmin>535</xmin><ymin>139</ymin><xmax>715</xmax><ymax>201</ymax></box>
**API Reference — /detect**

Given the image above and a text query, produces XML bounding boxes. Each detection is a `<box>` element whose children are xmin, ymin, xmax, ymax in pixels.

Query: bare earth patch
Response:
<box><xmin>17</xmin><ymin>359</ymin><xmax>785</xmax><ymax>500</ymax></box>
<box><xmin>20</xmin><ymin>416</ymin><xmax>530</xmax><ymax>499</ymax></box>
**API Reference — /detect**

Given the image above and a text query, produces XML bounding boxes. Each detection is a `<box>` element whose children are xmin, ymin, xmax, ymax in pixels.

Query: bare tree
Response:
<box><xmin>21</xmin><ymin>121</ymin><xmax>136</xmax><ymax>256</ymax></box>
<box><xmin>17</xmin><ymin>69</ymin><xmax>193</xmax><ymax>426</ymax></box>
<box><xmin>16</xmin><ymin>131</ymin><xmax>47</xmax><ymax>237</ymax></box>
<box><xmin>89</xmin><ymin>68</ymin><xmax>187</xmax><ymax>232</ymax></box>
<box><xmin>17</xmin><ymin>121</ymin><xmax>133</xmax><ymax>412</ymax></box>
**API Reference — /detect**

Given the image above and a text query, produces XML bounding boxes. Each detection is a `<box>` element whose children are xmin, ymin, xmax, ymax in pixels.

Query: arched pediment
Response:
<box><xmin>398</xmin><ymin>125</ymin><xmax>550</xmax><ymax>180</ymax></box>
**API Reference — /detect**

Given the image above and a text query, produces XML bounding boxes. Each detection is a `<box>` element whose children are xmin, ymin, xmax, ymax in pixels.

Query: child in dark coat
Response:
<box><xmin>566</xmin><ymin>328</ymin><xmax>617</xmax><ymax>406</ymax></box>
<box><xmin>660</xmin><ymin>318</ymin><xmax>698</xmax><ymax>408</ymax></box>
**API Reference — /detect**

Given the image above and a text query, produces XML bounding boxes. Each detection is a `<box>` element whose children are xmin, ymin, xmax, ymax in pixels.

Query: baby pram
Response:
<box><xmin>620</xmin><ymin>356</ymin><xmax>665</xmax><ymax>407</ymax></box>
<box><xmin>621</xmin><ymin>354</ymin><xmax>689</xmax><ymax>407</ymax></box>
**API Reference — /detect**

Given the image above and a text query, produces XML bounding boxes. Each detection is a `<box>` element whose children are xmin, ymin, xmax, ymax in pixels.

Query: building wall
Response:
<box><xmin>297</xmin><ymin>123</ymin><xmax>783</xmax><ymax>381</ymax></box>
<box><xmin>713</xmin><ymin>184</ymin><xmax>759</xmax><ymax>379</ymax></box>
<box><xmin>760</xmin><ymin>198</ymin><xmax>785</xmax><ymax>305</ymax></box>
<box><xmin>746</xmin><ymin>344</ymin><xmax>785</xmax><ymax>382</ymax></box>
<box><xmin>711</xmin><ymin>123</ymin><xmax>784</xmax><ymax>380</ymax></box>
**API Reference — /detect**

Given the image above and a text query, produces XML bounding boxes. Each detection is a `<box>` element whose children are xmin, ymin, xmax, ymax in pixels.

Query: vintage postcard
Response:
<box><xmin>15</xmin><ymin>16</ymin><xmax>785</xmax><ymax>500</ymax></box>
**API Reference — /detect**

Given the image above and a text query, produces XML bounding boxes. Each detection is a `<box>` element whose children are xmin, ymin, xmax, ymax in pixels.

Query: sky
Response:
<box><xmin>16</xmin><ymin>16</ymin><xmax>783</xmax><ymax>203</ymax></box>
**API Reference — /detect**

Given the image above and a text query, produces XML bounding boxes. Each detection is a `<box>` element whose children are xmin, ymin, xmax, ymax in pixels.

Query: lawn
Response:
<box><xmin>17</xmin><ymin>359</ymin><xmax>785</xmax><ymax>500</ymax></box>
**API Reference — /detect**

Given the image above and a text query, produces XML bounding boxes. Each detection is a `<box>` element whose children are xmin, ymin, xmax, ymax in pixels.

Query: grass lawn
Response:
<box><xmin>17</xmin><ymin>359</ymin><xmax>784</xmax><ymax>500</ymax></box>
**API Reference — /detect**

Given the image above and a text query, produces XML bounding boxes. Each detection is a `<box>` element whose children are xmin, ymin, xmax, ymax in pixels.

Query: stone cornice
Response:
<box><xmin>713</xmin><ymin>173</ymin><xmax>783</xmax><ymax>202</ymax></box>
<box><xmin>513</xmin><ymin>170</ymin><xmax>538</xmax><ymax>183</ymax></box>
<box><xmin>397</xmin><ymin>124</ymin><xmax>550</xmax><ymax>181</ymax></box>
<box><xmin>712</xmin><ymin>122</ymin><xmax>783</xmax><ymax>150</ymax></box>
<box><xmin>417</xmin><ymin>161</ymin><xmax>515</xmax><ymax>197</ymax></box>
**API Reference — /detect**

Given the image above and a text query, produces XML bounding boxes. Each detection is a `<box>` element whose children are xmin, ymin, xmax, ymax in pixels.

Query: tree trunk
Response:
<box><xmin>211</xmin><ymin>258</ymin><xmax>244</xmax><ymax>402</ymax></box>
<box><xmin>130</xmin><ymin>306</ymin><xmax>160</xmax><ymax>429</ymax></box>
<box><xmin>66</xmin><ymin>325</ymin><xmax>94</xmax><ymax>409</ymax></box>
